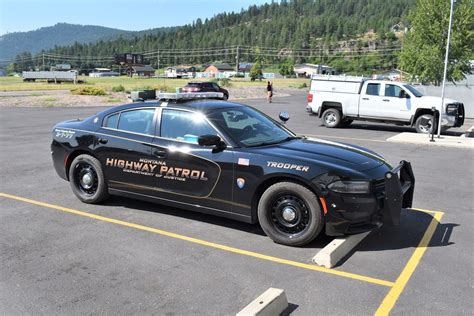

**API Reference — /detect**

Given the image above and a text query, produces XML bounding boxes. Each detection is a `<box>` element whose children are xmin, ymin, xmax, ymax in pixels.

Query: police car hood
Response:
<box><xmin>266</xmin><ymin>137</ymin><xmax>386</xmax><ymax>172</ymax></box>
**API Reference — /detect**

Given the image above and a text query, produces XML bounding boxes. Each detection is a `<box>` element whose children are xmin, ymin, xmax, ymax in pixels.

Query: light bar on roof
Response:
<box><xmin>156</xmin><ymin>92</ymin><xmax>225</xmax><ymax>101</ymax></box>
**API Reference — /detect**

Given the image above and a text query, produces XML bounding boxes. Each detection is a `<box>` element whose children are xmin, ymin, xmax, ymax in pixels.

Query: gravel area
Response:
<box><xmin>0</xmin><ymin>87</ymin><xmax>305</xmax><ymax>108</ymax></box>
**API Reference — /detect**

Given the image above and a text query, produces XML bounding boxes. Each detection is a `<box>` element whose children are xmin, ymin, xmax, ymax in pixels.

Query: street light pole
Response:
<box><xmin>438</xmin><ymin>0</ymin><xmax>455</xmax><ymax>138</ymax></box>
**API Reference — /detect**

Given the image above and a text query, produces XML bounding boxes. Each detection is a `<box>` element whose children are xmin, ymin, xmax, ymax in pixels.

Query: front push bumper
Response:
<box><xmin>382</xmin><ymin>160</ymin><xmax>415</xmax><ymax>226</ymax></box>
<box><xmin>324</xmin><ymin>161</ymin><xmax>415</xmax><ymax>236</ymax></box>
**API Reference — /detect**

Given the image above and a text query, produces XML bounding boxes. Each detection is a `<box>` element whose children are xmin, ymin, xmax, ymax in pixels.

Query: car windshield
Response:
<box><xmin>403</xmin><ymin>84</ymin><xmax>424</xmax><ymax>97</ymax></box>
<box><xmin>208</xmin><ymin>106</ymin><xmax>296</xmax><ymax>147</ymax></box>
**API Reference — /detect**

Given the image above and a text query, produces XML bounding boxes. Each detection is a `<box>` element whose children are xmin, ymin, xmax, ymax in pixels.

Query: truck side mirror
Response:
<box><xmin>399</xmin><ymin>91</ymin><xmax>410</xmax><ymax>99</ymax></box>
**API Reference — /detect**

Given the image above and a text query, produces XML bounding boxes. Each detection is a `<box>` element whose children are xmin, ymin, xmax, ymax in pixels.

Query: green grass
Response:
<box><xmin>0</xmin><ymin>76</ymin><xmax>310</xmax><ymax>92</ymax></box>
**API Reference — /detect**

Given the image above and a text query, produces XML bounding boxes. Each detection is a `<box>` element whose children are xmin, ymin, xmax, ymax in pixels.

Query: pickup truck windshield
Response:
<box><xmin>403</xmin><ymin>84</ymin><xmax>424</xmax><ymax>97</ymax></box>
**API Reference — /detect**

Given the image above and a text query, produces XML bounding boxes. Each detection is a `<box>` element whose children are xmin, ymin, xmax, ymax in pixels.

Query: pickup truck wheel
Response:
<box><xmin>258</xmin><ymin>182</ymin><xmax>324</xmax><ymax>246</ymax></box>
<box><xmin>415</xmin><ymin>114</ymin><xmax>433</xmax><ymax>133</ymax></box>
<box><xmin>69</xmin><ymin>154</ymin><xmax>109</xmax><ymax>204</ymax></box>
<box><xmin>322</xmin><ymin>108</ymin><xmax>342</xmax><ymax>128</ymax></box>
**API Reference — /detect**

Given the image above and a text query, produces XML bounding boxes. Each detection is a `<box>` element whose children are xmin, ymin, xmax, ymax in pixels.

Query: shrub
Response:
<box><xmin>112</xmin><ymin>84</ymin><xmax>125</xmax><ymax>92</ymax></box>
<box><xmin>71</xmin><ymin>86</ymin><xmax>107</xmax><ymax>96</ymax></box>
<box><xmin>298</xmin><ymin>82</ymin><xmax>308</xmax><ymax>89</ymax></box>
<box><xmin>218</xmin><ymin>78</ymin><xmax>232</xmax><ymax>87</ymax></box>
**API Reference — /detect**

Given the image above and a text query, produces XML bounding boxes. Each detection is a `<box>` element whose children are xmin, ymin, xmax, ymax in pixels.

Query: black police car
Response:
<box><xmin>51</xmin><ymin>92</ymin><xmax>414</xmax><ymax>246</ymax></box>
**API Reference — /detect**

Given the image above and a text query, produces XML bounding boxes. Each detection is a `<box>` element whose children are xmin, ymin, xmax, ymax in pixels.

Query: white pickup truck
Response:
<box><xmin>306</xmin><ymin>75</ymin><xmax>465</xmax><ymax>133</ymax></box>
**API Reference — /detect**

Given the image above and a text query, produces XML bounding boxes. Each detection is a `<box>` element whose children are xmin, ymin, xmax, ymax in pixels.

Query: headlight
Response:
<box><xmin>327</xmin><ymin>180</ymin><xmax>371</xmax><ymax>194</ymax></box>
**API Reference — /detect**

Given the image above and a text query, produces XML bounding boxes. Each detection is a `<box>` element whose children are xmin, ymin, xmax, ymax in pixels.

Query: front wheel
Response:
<box><xmin>69</xmin><ymin>154</ymin><xmax>109</xmax><ymax>204</ymax></box>
<box><xmin>322</xmin><ymin>108</ymin><xmax>342</xmax><ymax>128</ymax></box>
<box><xmin>258</xmin><ymin>182</ymin><xmax>324</xmax><ymax>246</ymax></box>
<box><xmin>415</xmin><ymin>114</ymin><xmax>434</xmax><ymax>134</ymax></box>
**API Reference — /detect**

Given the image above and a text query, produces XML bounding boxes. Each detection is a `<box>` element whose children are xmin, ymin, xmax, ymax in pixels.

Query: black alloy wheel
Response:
<box><xmin>69</xmin><ymin>154</ymin><xmax>109</xmax><ymax>204</ymax></box>
<box><xmin>270</xmin><ymin>194</ymin><xmax>311</xmax><ymax>236</ymax></box>
<box><xmin>74</xmin><ymin>162</ymin><xmax>99</xmax><ymax>196</ymax></box>
<box><xmin>258</xmin><ymin>182</ymin><xmax>324</xmax><ymax>246</ymax></box>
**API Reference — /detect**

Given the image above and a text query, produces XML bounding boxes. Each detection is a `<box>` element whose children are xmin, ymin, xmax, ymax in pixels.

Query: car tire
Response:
<box><xmin>69</xmin><ymin>154</ymin><xmax>109</xmax><ymax>204</ymax></box>
<box><xmin>322</xmin><ymin>108</ymin><xmax>342</xmax><ymax>128</ymax></box>
<box><xmin>258</xmin><ymin>182</ymin><xmax>324</xmax><ymax>246</ymax></box>
<box><xmin>223</xmin><ymin>93</ymin><xmax>229</xmax><ymax>101</ymax></box>
<box><xmin>415</xmin><ymin>114</ymin><xmax>434</xmax><ymax>134</ymax></box>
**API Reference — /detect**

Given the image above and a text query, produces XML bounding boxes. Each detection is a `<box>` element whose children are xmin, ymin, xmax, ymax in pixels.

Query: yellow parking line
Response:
<box><xmin>0</xmin><ymin>192</ymin><xmax>393</xmax><ymax>287</ymax></box>
<box><xmin>375</xmin><ymin>210</ymin><xmax>444</xmax><ymax>315</ymax></box>
<box><xmin>411</xmin><ymin>207</ymin><xmax>445</xmax><ymax>215</ymax></box>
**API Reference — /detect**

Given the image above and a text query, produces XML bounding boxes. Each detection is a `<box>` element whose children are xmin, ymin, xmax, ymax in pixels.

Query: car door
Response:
<box><xmin>358</xmin><ymin>82</ymin><xmax>384</xmax><ymax>118</ymax></box>
<box><xmin>94</xmin><ymin>107</ymin><xmax>162</xmax><ymax>192</ymax></box>
<box><xmin>381</xmin><ymin>83</ymin><xmax>412</xmax><ymax>121</ymax></box>
<box><xmin>149</xmin><ymin>108</ymin><xmax>236</xmax><ymax>215</ymax></box>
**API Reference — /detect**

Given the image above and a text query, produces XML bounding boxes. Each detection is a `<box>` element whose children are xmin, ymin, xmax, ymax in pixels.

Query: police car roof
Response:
<box><xmin>107</xmin><ymin>99</ymin><xmax>243</xmax><ymax>115</ymax></box>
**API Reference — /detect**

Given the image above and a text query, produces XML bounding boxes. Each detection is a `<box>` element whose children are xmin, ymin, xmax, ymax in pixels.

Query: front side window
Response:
<box><xmin>208</xmin><ymin>107</ymin><xmax>294</xmax><ymax>147</ymax></box>
<box><xmin>160</xmin><ymin>109</ymin><xmax>217</xmax><ymax>144</ymax></box>
<box><xmin>384</xmin><ymin>84</ymin><xmax>404</xmax><ymax>98</ymax></box>
<box><xmin>117</xmin><ymin>108</ymin><xmax>155</xmax><ymax>135</ymax></box>
<box><xmin>366</xmin><ymin>83</ymin><xmax>381</xmax><ymax>96</ymax></box>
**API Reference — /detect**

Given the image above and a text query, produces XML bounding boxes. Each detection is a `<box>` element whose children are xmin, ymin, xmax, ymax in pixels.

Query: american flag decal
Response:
<box><xmin>238</xmin><ymin>158</ymin><xmax>250</xmax><ymax>166</ymax></box>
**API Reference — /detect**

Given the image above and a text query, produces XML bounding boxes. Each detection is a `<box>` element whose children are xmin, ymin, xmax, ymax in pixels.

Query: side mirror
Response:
<box><xmin>198</xmin><ymin>134</ymin><xmax>226</xmax><ymax>151</ymax></box>
<box><xmin>399</xmin><ymin>91</ymin><xmax>410</xmax><ymax>99</ymax></box>
<box><xmin>279</xmin><ymin>111</ymin><xmax>290</xmax><ymax>123</ymax></box>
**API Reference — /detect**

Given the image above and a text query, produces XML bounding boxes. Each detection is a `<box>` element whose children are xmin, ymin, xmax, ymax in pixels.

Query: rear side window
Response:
<box><xmin>104</xmin><ymin>113</ymin><xmax>119</xmax><ymax>128</ymax></box>
<box><xmin>366</xmin><ymin>83</ymin><xmax>381</xmax><ymax>96</ymax></box>
<box><xmin>117</xmin><ymin>109</ymin><xmax>155</xmax><ymax>135</ymax></box>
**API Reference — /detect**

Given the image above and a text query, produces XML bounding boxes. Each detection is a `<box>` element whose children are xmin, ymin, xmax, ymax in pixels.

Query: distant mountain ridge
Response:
<box><xmin>0</xmin><ymin>23</ymin><xmax>174</xmax><ymax>60</ymax></box>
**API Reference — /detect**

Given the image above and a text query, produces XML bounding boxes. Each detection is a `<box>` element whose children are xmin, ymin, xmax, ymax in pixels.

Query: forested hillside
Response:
<box><xmin>49</xmin><ymin>0</ymin><xmax>411</xmax><ymax>54</ymax></box>
<box><xmin>0</xmin><ymin>23</ymin><xmax>174</xmax><ymax>60</ymax></box>
<box><xmin>5</xmin><ymin>0</ymin><xmax>414</xmax><ymax>74</ymax></box>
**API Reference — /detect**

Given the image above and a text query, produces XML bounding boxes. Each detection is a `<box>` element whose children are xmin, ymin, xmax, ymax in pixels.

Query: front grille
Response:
<box><xmin>446</xmin><ymin>103</ymin><xmax>465</xmax><ymax>127</ymax></box>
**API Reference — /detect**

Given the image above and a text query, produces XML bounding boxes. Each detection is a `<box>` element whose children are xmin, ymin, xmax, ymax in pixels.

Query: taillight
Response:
<box><xmin>307</xmin><ymin>93</ymin><xmax>313</xmax><ymax>103</ymax></box>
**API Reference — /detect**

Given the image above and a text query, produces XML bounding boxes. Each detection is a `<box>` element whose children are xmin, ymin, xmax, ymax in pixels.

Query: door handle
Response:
<box><xmin>362</xmin><ymin>97</ymin><xmax>369</xmax><ymax>100</ymax></box>
<box><xmin>383</xmin><ymin>99</ymin><xmax>390</xmax><ymax>102</ymax></box>
<box><xmin>97</xmin><ymin>138</ymin><xmax>108</xmax><ymax>144</ymax></box>
<box><xmin>153</xmin><ymin>150</ymin><xmax>167</xmax><ymax>158</ymax></box>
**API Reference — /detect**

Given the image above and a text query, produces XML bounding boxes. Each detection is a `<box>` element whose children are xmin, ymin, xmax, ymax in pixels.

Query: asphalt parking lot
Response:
<box><xmin>1</xmin><ymin>92</ymin><xmax>473</xmax><ymax>315</ymax></box>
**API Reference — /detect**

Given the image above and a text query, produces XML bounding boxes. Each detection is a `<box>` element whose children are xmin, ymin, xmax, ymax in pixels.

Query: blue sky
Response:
<box><xmin>0</xmin><ymin>0</ymin><xmax>273</xmax><ymax>35</ymax></box>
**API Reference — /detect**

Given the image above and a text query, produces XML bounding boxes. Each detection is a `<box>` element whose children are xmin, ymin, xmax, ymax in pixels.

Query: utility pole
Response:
<box><xmin>438</xmin><ymin>0</ymin><xmax>455</xmax><ymax>138</ymax></box>
<box><xmin>235</xmin><ymin>45</ymin><xmax>240</xmax><ymax>73</ymax></box>
<box><xmin>42</xmin><ymin>53</ymin><xmax>45</xmax><ymax>71</ymax></box>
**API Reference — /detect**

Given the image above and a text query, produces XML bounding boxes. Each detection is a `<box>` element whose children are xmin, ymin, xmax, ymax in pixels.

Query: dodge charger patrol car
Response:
<box><xmin>51</xmin><ymin>92</ymin><xmax>415</xmax><ymax>246</ymax></box>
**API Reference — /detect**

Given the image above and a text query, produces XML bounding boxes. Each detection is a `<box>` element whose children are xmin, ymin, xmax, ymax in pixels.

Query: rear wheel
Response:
<box><xmin>258</xmin><ymin>182</ymin><xmax>324</xmax><ymax>246</ymax></box>
<box><xmin>322</xmin><ymin>108</ymin><xmax>342</xmax><ymax>128</ymax></box>
<box><xmin>69</xmin><ymin>154</ymin><xmax>109</xmax><ymax>204</ymax></box>
<box><xmin>415</xmin><ymin>114</ymin><xmax>434</xmax><ymax>133</ymax></box>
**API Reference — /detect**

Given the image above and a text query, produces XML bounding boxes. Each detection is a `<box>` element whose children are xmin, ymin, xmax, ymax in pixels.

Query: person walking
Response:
<box><xmin>266</xmin><ymin>81</ymin><xmax>273</xmax><ymax>103</ymax></box>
